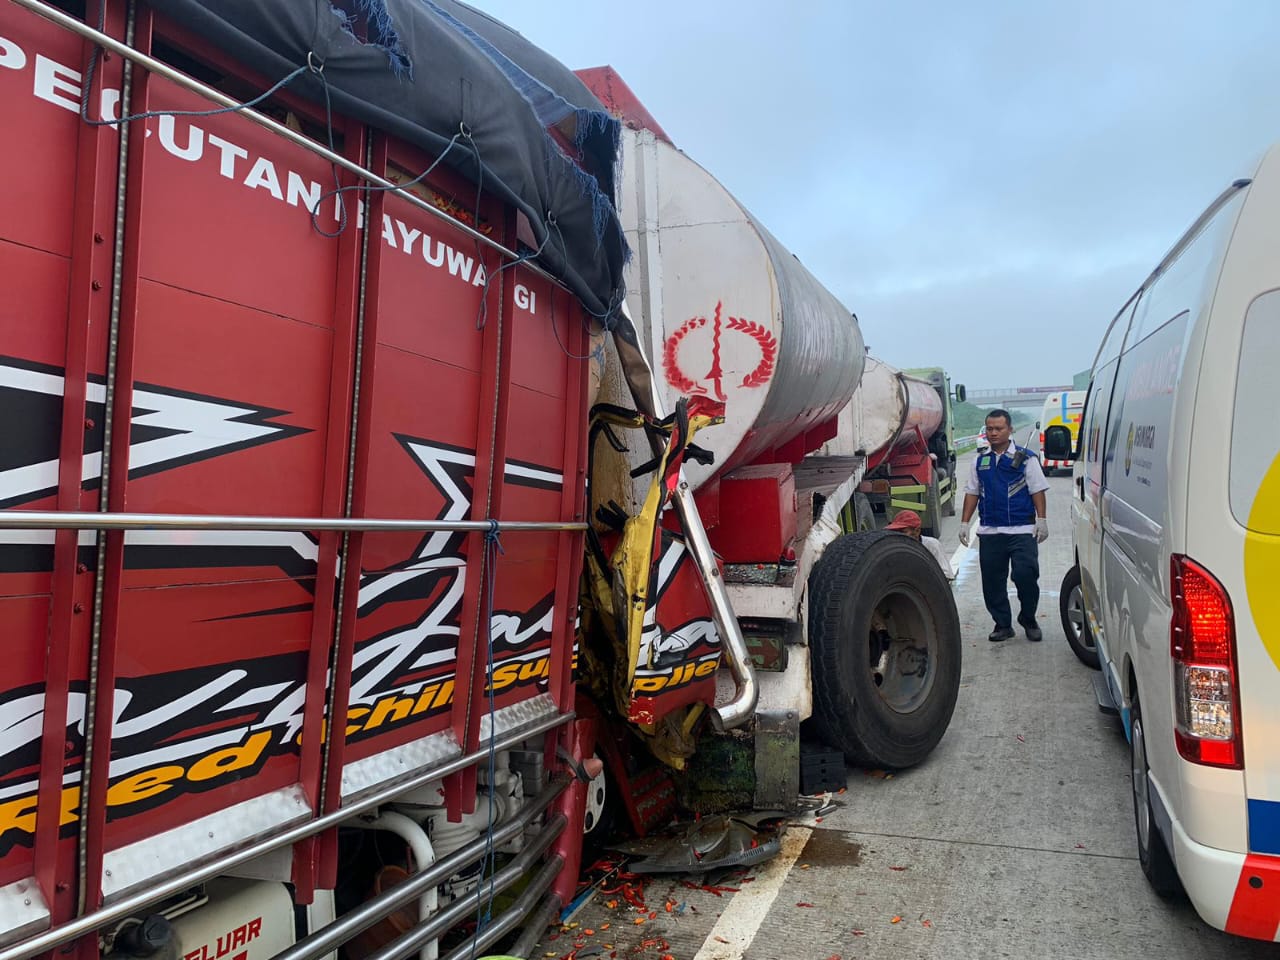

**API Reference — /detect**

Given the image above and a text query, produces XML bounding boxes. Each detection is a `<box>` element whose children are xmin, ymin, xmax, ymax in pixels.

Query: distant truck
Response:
<box><xmin>851</xmin><ymin>363</ymin><xmax>965</xmax><ymax>538</ymax></box>
<box><xmin>1039</xmin><ymin>390</ymin><xmax>1086</xmax><ymax>474</ymax></box>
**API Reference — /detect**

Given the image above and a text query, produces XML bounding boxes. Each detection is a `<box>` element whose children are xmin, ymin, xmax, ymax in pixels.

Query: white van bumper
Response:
<box><xmin>1169</xmin><ymin>815</ymin><xmax>1280</xmax><ymax>940</ymax></box>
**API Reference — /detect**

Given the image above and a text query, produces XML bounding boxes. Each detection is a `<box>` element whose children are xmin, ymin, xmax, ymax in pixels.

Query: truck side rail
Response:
<box><xmin>0</xmin><ymin>512</ymin><xmax>587</xmax><ymax>534</ymax></box>
<box><xmin>0</xmin><ymin>712</ymin><xmax>572</xmax><ymax>960</ymax></box>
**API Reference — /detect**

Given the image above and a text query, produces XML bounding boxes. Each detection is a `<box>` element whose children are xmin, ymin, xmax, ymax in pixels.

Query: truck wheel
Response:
<box><xmin>922</xmin><ymin>474</ymin><xmax>942</xmax><ymax>539</ymax></box>
<box><xmin>1131</xmin><ymin>691</ymin><xmax>1182</xmax><ymax>897</ymax></box>
<box><xmin>853</xmin><ymin>493</ymin><xmax>876</xmax><ymax>532</ymax></box>
<box><xmin>939</xmin><ymin>468</ymin><xmax>956</xmax><ymax>517</ymax></box>
<box><xmin>581</xmin><ymin>753</ymin><xmax>618</xmax><ymax>866</ymax></box>
<box><xmin>1059</xmin><ymin>566</ymin><xmax>1100</xmax><ymax>669</ymax></box>
<box><xmin>809</xmin><ymin>530</ymin><xmax>962</xmax><ymax>768</ymax></box>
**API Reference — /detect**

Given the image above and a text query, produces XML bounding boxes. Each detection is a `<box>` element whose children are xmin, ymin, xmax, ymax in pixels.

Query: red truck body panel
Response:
<box><xmin>0</xmin><ymin>3</ymin><xmax>588</xmax><ymax>933</ymax></box>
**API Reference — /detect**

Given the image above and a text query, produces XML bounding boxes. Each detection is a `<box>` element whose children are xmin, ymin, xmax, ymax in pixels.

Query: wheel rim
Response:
<box><xmin>583</xmin><ymin>763</ymin><xmax>608</xmax><ymax>834</ymax></box>
<box><xmin>1066</xmin><ymin>584</ymin><xmax>1094</xmax><ymax>651</ymax></box>
<box><xmin>1132</xmin><ymin>714</ymin><xmax>1151</xmax><ymax>853</ymax></box>
<box><xmin>866</xmin><ymin>588</ymin><xmax>937</xmax><ymax>713</ymax></box>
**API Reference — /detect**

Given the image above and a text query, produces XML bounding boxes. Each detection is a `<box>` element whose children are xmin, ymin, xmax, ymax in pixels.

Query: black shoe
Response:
<box><xmin>1024</xmin><ymin>625</ymin><xmax>1043</xmax><ymax>642</ymax></box>
<box><xmin>989</xmin><ymin>626</ymin><xmax>1015</xmax><ymax>642</ymax></box>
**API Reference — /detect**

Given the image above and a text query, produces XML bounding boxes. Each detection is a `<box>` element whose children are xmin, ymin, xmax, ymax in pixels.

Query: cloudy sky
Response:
<box><xmin>467</xmin><ymin>0</ymin><xmax>1280</xmax><ymax>392</ymax></box>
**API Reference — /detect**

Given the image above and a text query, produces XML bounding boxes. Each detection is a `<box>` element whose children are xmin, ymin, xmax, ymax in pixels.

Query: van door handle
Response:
<box><xmin>1076</xmin><ymin>476</ymin><xmax>1084</xmax><ymax>500</ymax></box>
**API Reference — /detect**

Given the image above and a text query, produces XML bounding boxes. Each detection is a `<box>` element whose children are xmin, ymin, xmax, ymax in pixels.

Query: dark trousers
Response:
<box><xmin>978</xmin><ymin>533</ymin><xmax>1039</xmax><ymax>629</ymax></box>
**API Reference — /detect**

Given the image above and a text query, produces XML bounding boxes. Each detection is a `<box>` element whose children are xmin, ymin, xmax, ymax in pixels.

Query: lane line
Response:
<box><xmin>692</xmin><ymin>826</ymin><xmax>812</xmax><ymax>960</ymax></box>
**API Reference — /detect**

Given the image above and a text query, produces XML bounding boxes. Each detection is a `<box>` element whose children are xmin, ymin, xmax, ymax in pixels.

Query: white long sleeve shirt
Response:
<box><xmin>963</xmin><ymin>442</ymin><xmax>1050</xmax><ymax>536</ymax></box>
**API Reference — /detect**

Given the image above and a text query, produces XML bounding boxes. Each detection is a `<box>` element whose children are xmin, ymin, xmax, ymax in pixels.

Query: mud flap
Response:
<box><xmin>753</xmin><ymin>710</ymin><xmax>800</xmax><ymax>810</ymax></box>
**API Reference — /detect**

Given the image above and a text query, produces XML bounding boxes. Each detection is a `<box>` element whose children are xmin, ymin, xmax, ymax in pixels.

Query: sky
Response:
<box><xmin>466</xmin><ymin>0</ymin><xmax>1280</xmax><ymax>392</ymax></box>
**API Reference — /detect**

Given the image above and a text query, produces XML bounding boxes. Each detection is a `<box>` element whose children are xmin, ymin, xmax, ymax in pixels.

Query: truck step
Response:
<box><xmin>799</xmin><ymin>743</ymin><xmax>847</xmax><ymax>795</ymax></box>
<box><xmin>1091</xmin><ymin>672</ymin><xmax>1119</xmax><ymax>716</ymax></box>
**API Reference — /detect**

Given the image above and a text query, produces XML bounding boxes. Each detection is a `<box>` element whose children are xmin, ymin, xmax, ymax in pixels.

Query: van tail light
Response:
<box><xmin>1170</xmin><ymin>555</ymin><xmax>1242</xmax><ymax>769</ymax></box>
<box><xmin>1039</xmin><ymin>431</ymin><xmax>1045</xmax><ymax>448</ymax></box>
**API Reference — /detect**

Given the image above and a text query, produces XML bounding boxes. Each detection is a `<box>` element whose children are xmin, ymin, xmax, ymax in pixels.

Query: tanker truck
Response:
<box><xmin>577</xmin><ymin>68</ymin><xmax>962</xmax><ymax>819</ymax></box>
<box><xmin>0</xmin><ymin>4</ymin><xmax>959</xmax><ymax>960</ymax></box>
<box><xmin>849</xmin><ymin>364</ymin><xmax>965</xmax><ymax>539</ymax></box>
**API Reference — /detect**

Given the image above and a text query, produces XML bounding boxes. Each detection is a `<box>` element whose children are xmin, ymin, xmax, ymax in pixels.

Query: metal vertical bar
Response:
<box><xmin>295</xmin><ymin>119</ymin><xmax>370</xmax><ymax>900</ymax></box>
<box><xmin>451</xmin><ymin>214</ymin><xmax>512</xmax><ymax>817</ymax></box>
<box><xmin>78</xmin><ymin>3</ymin><xmax>146</xmax><ymax>922</ymax></box>
<box><xmin>32</xmin><ymin>0</ymin><xmax>125</xmax><ymax>927</ymax></box>
<box><xmin>318</xmin><ymin>131</ymin><xmax>389</xmax><ymax>844</ymax></box>
<box><xmin>548</xmin><ymin>293</ymin><xmax>590</xmax><ymax>711</ymax></box>
<box><xmin>548</xmin><ymin>298</ymin><xmax>592</xmax><ymax>907</ymax></box>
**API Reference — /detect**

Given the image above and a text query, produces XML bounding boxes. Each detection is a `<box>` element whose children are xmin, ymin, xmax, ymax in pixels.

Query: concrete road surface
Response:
<box><xmin>535</xmin><ymin>455</ymin><xmax>1280</xmax><ymax>959</ymax></box>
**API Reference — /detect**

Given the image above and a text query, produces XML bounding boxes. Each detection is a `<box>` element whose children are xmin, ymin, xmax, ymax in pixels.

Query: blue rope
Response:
<box><xmin>79</xmin><ymin>47</ymin><xmax>308</xmax><ymax>128</ymax></box>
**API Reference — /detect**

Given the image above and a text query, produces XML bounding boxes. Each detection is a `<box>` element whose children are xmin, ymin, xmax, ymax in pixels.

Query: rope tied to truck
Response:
<box><xmin>142</xmin><ymin>0</ymin><xmax>632</xmax><ymax>322</ymax></box>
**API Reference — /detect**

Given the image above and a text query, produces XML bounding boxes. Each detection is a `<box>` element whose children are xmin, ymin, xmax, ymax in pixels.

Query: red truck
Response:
<box><xmin>0</xmin><ymin>3</ymin><xmax>959</xmax><ymax>959</ymax></box>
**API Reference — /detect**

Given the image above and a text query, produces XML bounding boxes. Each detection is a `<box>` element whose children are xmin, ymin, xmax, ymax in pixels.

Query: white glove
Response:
<box><xmin>1035</xmin><ymin>517</ymin><xmax>1049</xmax><ymax>543</ymax></box>
<box><xmin>958</xmin><ymin>524</ymin><xmax>971</xmax><ymax>548</ymax></box>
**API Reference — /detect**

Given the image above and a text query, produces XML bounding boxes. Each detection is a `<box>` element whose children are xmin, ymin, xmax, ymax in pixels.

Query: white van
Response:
<box><xmin>1046</xmin><ymin>147</ymin><xmax>1280</xmax><ymax>941</ymax></box>
<box><xmin>1038</xmin><ymin>390</ymin><xmax>1085</xmax><ymax>474</ymax></box>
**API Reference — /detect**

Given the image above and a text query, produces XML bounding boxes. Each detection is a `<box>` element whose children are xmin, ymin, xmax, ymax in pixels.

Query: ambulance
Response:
<box><xmin>1038</xmin><ymin>390</ymin><xmax>1085</xmax><ymax>474</ymax></box>
<box><xmin>1046</xmin><ymin>145</ymin><xmax>1280</xmax><ymax>940</ymax></box>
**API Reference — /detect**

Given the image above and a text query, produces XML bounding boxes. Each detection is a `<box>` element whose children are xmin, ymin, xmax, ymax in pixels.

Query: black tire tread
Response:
<box><xmin>1132</xmin><ymin>694</ymin><xmax>1182</xmax><ymax>898</ymax></box>
<box><xmin>922</xmin><ymin>474</ymin><xmax>942</xmax><ymax>539</ymax></box>
<box><xmin>1059</xmin><ymin>566</ymin><xmax>1101</xmax><ymax>669</ymax></box>
<box><xmin>808</xmin><ymin>531</ymin><xmax>961</xmax><ymax>768</ymax></box>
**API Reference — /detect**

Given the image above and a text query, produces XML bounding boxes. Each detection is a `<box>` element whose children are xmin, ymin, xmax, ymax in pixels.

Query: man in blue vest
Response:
<box><xmin>958</xmin><ymin>409</ymin><xmax>1050</xmax><ymax>641</ymax></box>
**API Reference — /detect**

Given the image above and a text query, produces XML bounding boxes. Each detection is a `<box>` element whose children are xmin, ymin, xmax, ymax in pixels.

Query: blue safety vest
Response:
<box><xmin>975</xmin><ymin>445</ymin><xmax>1037</xmax><ymax>527</ymax></box>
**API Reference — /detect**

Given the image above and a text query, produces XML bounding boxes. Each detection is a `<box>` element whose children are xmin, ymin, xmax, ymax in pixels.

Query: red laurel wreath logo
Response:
<box><xmin>662</xmin><ymin>302</ymin><xmax>777</xmax><ymax>400</ymax></box>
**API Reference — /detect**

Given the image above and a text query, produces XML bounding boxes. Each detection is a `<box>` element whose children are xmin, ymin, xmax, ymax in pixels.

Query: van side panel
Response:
<box><xmin>1104</xmin><ymin>182</ymin><xmax>1252</xmax><ymax>866</ymax></box>
<box><xmin>1190</xmin><ymin>149</ymin><xmax>1280</xmax><ymax>843</ymax></box>
<box><xmin>1077</xmin><ymin>361</ymin><xmax>1122</xmax><ymax>667</ymax></box>
<box><xmin>1109</xmin><ymin>308</ymin><xmax>1251</xmax><ymax>858</ymax></box>
<box><xmin>1075</xmin><ymin>297</ymin><xmax>1142</xmax><ymax>684</ymax></box>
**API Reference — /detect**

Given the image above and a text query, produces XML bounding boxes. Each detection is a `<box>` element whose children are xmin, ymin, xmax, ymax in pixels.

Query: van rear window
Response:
<box><xmin>1231</xmin><ymin>291</ymin><xmax>1280</xmax><ymax>532</ymax></box>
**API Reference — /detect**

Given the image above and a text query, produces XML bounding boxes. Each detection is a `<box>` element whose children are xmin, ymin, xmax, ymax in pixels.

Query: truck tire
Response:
<box><xmin>853</xmin><ymin>493</ymin><xmax>876</xmax><ymax>532</ymax></box>
<box><xmin>809</xmin><ymin>530</ymin><xmax>962</xmax><ymax>768</ymax></box>
<box><xmin>922</xmin><ymin>473</ymin><xmax>942</xmax><ymax>539</ymax></box>
<box><xmin>1059</xmin><ymin>566</ymin><xmax>1100</xmax><ymax>669</ymax></box>
<box><xmin>939</xmin><ymin>467</ymin><xmax>956</xmax><ymax>517</ymax></box>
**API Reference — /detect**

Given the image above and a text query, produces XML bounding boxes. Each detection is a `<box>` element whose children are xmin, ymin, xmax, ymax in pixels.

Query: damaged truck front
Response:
<box><xmin>578</xmin><ymin>69</ymin><xmax>962</xmax><ymax>822</ymax></box>
<box><xmin>0</xmin><ymin>3</ymin><xmax>960</xmax><ymax>960</ymax></box>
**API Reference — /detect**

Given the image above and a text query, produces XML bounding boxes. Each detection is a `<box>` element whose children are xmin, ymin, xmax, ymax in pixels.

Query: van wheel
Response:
<box><xmin>809</xmin><ymin>531</ymin><xmax>962</xmax><ymax>768</ymax></box>
<box><xmin>1131</xmin><ymin>692</ymin><xmax>1182</xmax><ymax>897</ymax></box>
<box><xmin>1059</xmin><ymin>566</ymin><xmax>1100</xmax><ymax>669</ymax></box>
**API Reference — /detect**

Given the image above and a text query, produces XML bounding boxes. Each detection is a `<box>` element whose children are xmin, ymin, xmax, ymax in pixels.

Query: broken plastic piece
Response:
<box><xmin>608</xmin><ymin>814</ymin><xmax>784</xmax><ymax>874</ymax></box>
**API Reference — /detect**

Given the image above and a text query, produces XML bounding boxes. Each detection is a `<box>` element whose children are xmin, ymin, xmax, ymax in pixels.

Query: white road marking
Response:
<box><xmin>692</xmin><ymin>826</ymin><xmax>813</xmax><ymax>960</ymax></box>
